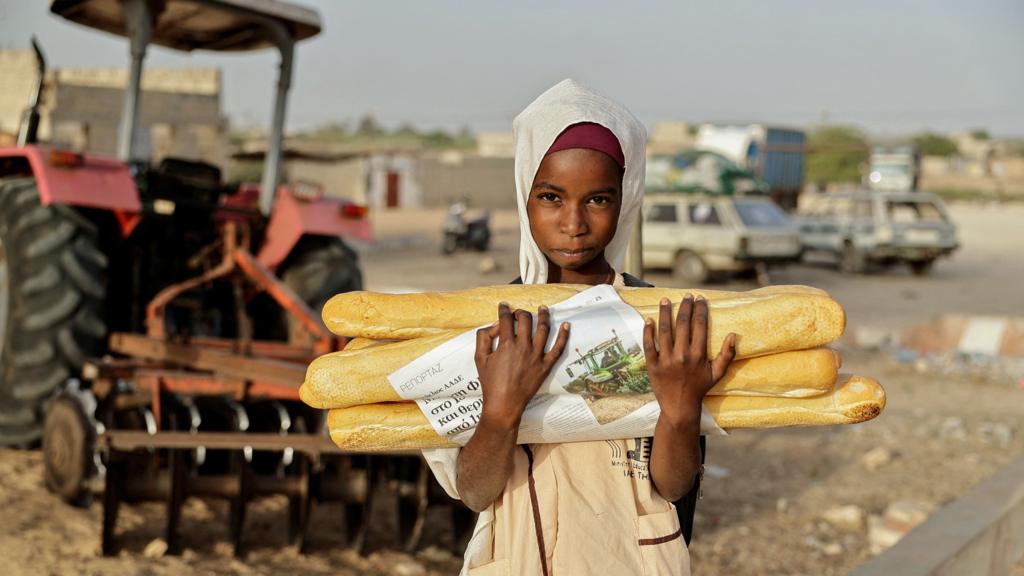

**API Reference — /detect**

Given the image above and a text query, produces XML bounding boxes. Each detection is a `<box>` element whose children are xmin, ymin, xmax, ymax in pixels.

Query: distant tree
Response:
<box><xmin>423</xmin><ymin>129</ymin><xmax>456</xmax><ymax>148</ymax></box>
<box><xmin>356</xmin><ymin>114</ymin><xmax>382</xmax><ymax>137</ymax></box>
<box><xmin>418</xmin><ymin>127</ymin><xmax>477</xmax><ymax>149</ymax></box>
<box><xmin>454</xmin><ymin>125</ymin><xmax>477</xmax><ymax>148</ymax></box>
<box><xmin>969</xmin><ymin>129</ymin><xmax>990</xmax><ymax>140</ymax></box>
<box><xmin>912</xmin><ymin>132</ymin><xmax>958</xmax><ymax>156</ymax></box>
<box><xmin>805</xmin><ymin>126</ymin><xmax>870</xmax><ymax>186</ymax></box>
<box><xmin>307</xmin><ymin>121</ymin><xmax>351</xmax><ymax>139</ymax></box>
<box><xmin>393</xmin><ymin>122</ymin><xmax>419</xmax><ymax>138</ymax></box>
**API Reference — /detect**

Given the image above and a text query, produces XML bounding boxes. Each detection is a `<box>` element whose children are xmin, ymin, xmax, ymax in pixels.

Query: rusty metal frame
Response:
<box><xmin>146</xmin><ymin>222</ymin><xmax>238</xmax><ymax>339</ymax></box>
<box><xmin>95</xmin><ymin>214</ymin><xmax>388</xmax><ymax>558</ymax></box>
<box><xmin>110</xmin><ymin>333</ymin><xmax>307</xmax><ymax>389</ymax></box>
<box><xmin>186</xmin><ymin>337</ymin><xmax>317</xmax><ymax>362</ymax></box>
<box><xmin>234</xmin><ymin>246</ymin><xmax>333</xmax><ymax>355</ymax></box>
<box><xmin>143</xmin><ymin>220</ymin><xmax>335</xmax><ymax>354</ymax></box>
<box><xmin>100</xmin><ymin>430</ymin><xmax>341</xmax><ymax>454</ymax></box>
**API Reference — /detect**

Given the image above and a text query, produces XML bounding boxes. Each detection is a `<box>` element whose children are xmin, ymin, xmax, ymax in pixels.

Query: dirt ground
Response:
<box><xmin>1</xmin><ymin>201</ymin><xmax>1022</xmax><ymax>575</ymax></box>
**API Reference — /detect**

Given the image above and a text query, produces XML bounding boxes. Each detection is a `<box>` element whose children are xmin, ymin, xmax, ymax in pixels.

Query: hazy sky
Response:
<box><xmin>1</xmin><ymin>0</ymin><xmax>1022</xmax><ymax>137</ymax></box>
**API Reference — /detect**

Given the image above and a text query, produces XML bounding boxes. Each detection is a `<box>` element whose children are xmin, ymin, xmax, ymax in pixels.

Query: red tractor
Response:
<box><xmin>0</xmin><ymin>0</ymin><xmax>377</xmax><ymax>539</ymax></box>
<box><xmin>0</xmin><ymin>0</ymin><xmax>370</xmax><ymax>444</ymax></box>
<box><xmin>0</xmin><ymin>1</ymin><xmax>479</xmax><ymax>556</ymax></box>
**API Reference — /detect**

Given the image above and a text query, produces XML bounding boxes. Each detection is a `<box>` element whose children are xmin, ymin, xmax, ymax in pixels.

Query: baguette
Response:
<box><xmin>705</xmin><ymin>374</ymin><xmax>885</xmax><ymax>428</ymax></box>
<box><xmin>325</xmin><ymin>374</ymin><xmax>885</xmax><ymax>451</ymax></box>
<box><xmin>301</xmin><ymin>292</ymin><xmax>845</xmax><ymax>409</ymax></box>
<box><xmin>343</xmin><ymin>337</ymin><xmax>391</xmax><ymax>351</ymax></box>
<box><xmin>322</xmin><ymin>284</ymin><xmax>831</xmax><ymax>340</ymax></box>
<box><xmin>301</xmin><ymin>346</ymin><xmax>840</xmax><ymax>409</ymax></box>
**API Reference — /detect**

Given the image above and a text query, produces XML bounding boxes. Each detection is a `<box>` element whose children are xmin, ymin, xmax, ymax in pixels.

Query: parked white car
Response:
<box><xmin>642</xmin><ymin>193</ymin><xmax>803</xmax><ymax>283</ymax></box>
<box><xmin>797</xmin><ymin>190</ymin><xmax>958</xmax><ymax>275</ymax></box>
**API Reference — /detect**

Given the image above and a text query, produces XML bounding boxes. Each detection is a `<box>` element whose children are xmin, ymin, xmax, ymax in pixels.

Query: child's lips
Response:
<box><xmin>553</xmin><ymin>247</ymin><xmax>594</xmax><ymax>261</ymax></box>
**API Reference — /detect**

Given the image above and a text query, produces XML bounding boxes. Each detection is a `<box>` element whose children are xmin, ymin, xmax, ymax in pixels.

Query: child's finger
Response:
<box><xmin>689</xmin><ymin>297</ymin><xmax>709</xmax><ymax>361</ymax></box>
<box><xmin>658</xmin><ymin>298</ymin><xmax>674</xmax><ymax>356</ymax></box>
<box><xmin>711</xmin><ymin>333</ymin><xmax>737</xmax><ymax>383</ymax></box>
<box><xmin>543</xmin><ymin>322</ymin><xmax>571</xmax><ymax>366</ymax></box>
<box><xmin>673</xmin><ymin>294</ymin><xmax>693</xmax><ymax>359</ymax></box>
<box><xmin>497</xmin><ymin>302</ymin><xmax>514</xmax><ymax>344</ymax></box>
<box><xmin>515</xmin><ymin>309</ymin><xmax>533</xmax><ymax>347</ymax></box>
<box><xmin>475</xmin><ymin>326</ymin><xmax>495</xmax><ymax>363</ymax></box>
<box><xmin>534</xmin><ymin>306</ymin><xmax>551</xmax><ymax>356</ymax></box>
<box><xmin>642</xmin><ymin>318</ymin><xmax>658</xmax><ymax>366</ymax></box>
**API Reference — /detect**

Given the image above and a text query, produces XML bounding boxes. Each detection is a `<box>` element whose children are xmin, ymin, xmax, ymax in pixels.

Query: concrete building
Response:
<box><xmin>476</xmin><ymin>132</ymin><xmax>515</xmax><ymax>157</ymax></box>
<box><xmin>232</xmin><ymin>133</ymin><xmax>519</xmax><ymax>211</ymax></box>
<box><xmin>419</xmin><ymin>150</ymin><xmax>516</xmax><ymax>210</ymax></box>
<box><xmin>647</xmin><ymin>121</ymin><xmax>696</xmax><ymax>156</ymax></box>
<box><xmin>918</xmin><ymin>133</ymin><xmax>1024</xmax><ymax>197</ymax></box>
<box><xmin>231</xmin><ymin>139</ymin><xmax>423</xmax><ymax>209</ymax></box>
<box><xmin>0</xmin><ymin>49</ymin><xmax>227</xmax><ymax>169</ymax></box>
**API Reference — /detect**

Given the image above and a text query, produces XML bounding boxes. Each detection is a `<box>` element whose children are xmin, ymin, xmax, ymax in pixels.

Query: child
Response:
<box><xmin>424</xmin><ymin>79</ymin><xmax>735</xmax><ymax>575</ymax></box>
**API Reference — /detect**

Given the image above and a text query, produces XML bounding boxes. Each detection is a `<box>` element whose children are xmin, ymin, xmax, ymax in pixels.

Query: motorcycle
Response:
<box><xmin>442</xmin><ymin>201</ymin><xmax>491</xmax><ymax>255</ymax></box>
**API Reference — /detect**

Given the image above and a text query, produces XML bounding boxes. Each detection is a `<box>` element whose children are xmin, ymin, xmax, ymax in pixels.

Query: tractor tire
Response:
<box><xmin>280</xmin><ymin>237</ymin><xmax>363</xmax><ymax>339</ymax></box>
<box><xmin>0</xmin><ymin>178</ymin><xmax>107</xmax><ymax>447</ymax></box>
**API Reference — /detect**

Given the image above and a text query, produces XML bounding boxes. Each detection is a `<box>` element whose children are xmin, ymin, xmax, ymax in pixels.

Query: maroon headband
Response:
<box><xmin>545</xmin><ymin>122</ymin><xmax>625</xmax><ymax>169</ymax></box>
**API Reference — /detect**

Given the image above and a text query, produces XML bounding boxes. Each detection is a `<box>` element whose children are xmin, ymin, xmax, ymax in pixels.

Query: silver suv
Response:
<box><xmin>642</xmin><ymin>193</ymin><xmax>802</xmax><ymax>283</ymax></box>
<box><xmin>797</xmin><ymin>191</ymin><xmax>958</xmax><ymax>275</ymax></box>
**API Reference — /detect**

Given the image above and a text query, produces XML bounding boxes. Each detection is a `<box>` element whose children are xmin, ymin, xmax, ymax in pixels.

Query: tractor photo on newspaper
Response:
<box><xmin>558</xmin><ymin>328</ymin><xmax>653</xmax><ymax>425</ymax></box>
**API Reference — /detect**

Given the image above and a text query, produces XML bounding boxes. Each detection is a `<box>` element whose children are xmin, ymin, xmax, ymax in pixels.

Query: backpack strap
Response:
<box><xmin>621</xmin><ymin>272</ymin><xmax>654</xmax><ymax>288</ymax></box>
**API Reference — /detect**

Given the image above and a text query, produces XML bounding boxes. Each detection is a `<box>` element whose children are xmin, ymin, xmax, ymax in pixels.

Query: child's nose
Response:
<box><xmin>561</xmin><ymin>205</ymin><xmax>589</xmax><ymax>237</ymax></box>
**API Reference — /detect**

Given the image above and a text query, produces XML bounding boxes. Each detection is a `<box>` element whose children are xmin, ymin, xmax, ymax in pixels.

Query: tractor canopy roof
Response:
<box><xmin>49</xmin><ymin>0</ymin><xmax>321</xmax><ymax>52</ymax></box>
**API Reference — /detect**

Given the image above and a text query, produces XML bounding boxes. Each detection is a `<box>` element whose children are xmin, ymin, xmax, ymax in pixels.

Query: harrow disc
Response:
<box><xmin>42</xmin><ymin>390</ymin><xmax>96</xmax><ymax>506</ymax></box>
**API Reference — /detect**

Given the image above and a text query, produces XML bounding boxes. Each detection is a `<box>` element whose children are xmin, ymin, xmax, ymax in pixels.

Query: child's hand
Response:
<box><xmin>475</xmin><ymin>303</ymin><xmax>570</xmax><ymax>428</ymax></box>
<box><xmin>643</xmin><ymin>295</ymin><xmax>736</xmax><ymax>425</ymax></box>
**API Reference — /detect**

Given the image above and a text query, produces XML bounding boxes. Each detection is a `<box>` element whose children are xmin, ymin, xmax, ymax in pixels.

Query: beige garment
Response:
<box><xmin>473</xmin><ymin>439</ymin><xmax>691</xmax><ymax>576</ymax></box>
<box><xmin>424</xmin><ymin>275</ymin><xmax>691</xmax><ymax>575</ymax></box>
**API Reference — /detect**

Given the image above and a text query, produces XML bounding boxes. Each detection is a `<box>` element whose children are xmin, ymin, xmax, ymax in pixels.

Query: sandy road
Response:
<box><xmin>0</xmin><ymin>200</ymin><xmax>1020</xmax><ymax>575</ymax></box>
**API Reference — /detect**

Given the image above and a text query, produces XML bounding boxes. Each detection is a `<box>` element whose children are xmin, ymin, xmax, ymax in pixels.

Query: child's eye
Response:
<box><xmin>588</xmin><ymin>195</ymin><xmax>612</xmax><ymax>206</ymax></box>
<box><xmin>537</xmin><ymin>192</ymin><xmax>560</xmax><ymax>202</ymax></box>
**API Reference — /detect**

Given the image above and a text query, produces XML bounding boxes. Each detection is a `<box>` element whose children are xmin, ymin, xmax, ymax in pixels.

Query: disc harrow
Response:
<box><xmin>41</xmin><ymin>225</ymin><xmax>474</xmax><ymax>556</ymax></box>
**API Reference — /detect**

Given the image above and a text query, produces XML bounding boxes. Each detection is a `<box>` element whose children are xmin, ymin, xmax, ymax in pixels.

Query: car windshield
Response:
<box><xmin>733</xmin><ymin>200</ymin><xmax>790</xmax><ymax>227</ymax></box>
<box><xmin>886</xmin><ymin>200</ymin><xmax>946</xmax><ymax>222</ymax></box>
<box><xmin>872</xmin><ymin>164</ymin><xmax>911</xmax><ymax>177</ymax></box>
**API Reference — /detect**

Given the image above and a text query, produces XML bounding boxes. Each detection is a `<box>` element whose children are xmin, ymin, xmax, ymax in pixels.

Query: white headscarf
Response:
<box><xmin>513</xmin><ymin>79</ymin><xmax>648</xmax><ymax>284</ymax></box>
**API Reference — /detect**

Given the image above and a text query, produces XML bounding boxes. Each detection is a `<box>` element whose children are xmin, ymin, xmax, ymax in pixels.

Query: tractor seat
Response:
<box><xmin>140</xmin><ymin>157</ymin><xmax>226</xmax><ymax>209</ymax></box>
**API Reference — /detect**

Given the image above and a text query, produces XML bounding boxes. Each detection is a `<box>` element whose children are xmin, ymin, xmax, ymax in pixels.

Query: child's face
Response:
<box><xmin>527</xmin><ymin>148</ymin><xmax>623</xmax><ymax>272</ymax></box>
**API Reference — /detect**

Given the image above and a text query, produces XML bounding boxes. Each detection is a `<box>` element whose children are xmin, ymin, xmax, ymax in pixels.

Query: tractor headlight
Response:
<box><xmin>290</xmin><ymin>181</ymin><xmax>324</xmax><ymax>202</ymax></box>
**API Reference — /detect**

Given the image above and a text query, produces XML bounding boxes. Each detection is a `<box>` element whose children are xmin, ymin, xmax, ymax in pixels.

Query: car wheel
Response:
<box><xmin>673</xmin><ymin>251</ymin><xmax>708</xmax><ymax>285</ymax></box>
<box><xmin>441</xmin><ymin>233</ymin><xmax>458</xmax><ymax>255</ymax></box>
<box><xmin>838</xmin><ymin>242</ymin><xmax>866</xmax><ymax>275</ymax></box>
<box><xmin>909</xmin><ymin>259</ymin><xmax>934</xmax><ymax>276</ymax></box>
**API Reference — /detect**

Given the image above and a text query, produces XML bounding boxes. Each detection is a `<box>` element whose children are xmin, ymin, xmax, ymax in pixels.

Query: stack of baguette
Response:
<box><xmin>300</xmin><ymin>284</ymin><xmax>886</xmax><ymax>451</ymax></box>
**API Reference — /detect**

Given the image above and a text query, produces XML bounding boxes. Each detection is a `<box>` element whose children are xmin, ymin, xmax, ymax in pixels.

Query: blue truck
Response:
<box><xmin>696</xmin><ymin>124</ymin><xmax>806</xmax><ymax>210</ymax></box>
